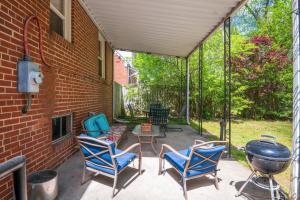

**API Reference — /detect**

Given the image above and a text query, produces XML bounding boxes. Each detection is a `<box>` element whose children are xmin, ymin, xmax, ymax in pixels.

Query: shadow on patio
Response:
<box><xmin>56</xmin><ymin>125</ymin><xmax>278</xmax><ymax>200</ymax></box>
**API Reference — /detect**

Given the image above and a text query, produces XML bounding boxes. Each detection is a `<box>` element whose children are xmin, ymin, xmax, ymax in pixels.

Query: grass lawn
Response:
<box><xmin>190</xmin><ymin>119</ymin><xmax>292</xmax><ymax>192</ymax></box>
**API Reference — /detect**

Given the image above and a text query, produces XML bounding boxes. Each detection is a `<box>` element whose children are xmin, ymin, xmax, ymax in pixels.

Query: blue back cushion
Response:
<box><xmin>95</xmin><ymin>114</ymin><xmax>111</xmax><ymax>132</ymax></box>
<box><xmin>83</xmin><ymin>115</ymin><xmax>101</xmax><ymax>137</ymax></box>
<box><xmin>79</xmin><ymin>134</ymin><xmax>116</xmax><ymax>167</ymax></box>
<box><xmin>189</xmin><ymin>145</ymin><xmax>225</xmax><ymax>171</ymax></box>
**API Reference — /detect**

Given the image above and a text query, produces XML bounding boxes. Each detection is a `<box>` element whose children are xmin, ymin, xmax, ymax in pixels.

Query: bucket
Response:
<box><xmin>28</xmin><ymin>169</ymin><xmax>58</xmax><ymax>200</ymax></box>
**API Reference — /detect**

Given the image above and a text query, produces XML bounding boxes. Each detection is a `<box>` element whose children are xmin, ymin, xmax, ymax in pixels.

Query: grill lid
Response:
<box><xmin>245</xmin><ymin>139</ymin><xmax>291</xmax><ymax>161</ymax></box>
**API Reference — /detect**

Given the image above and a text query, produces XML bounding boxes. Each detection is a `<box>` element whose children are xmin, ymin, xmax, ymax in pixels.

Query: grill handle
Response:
<box><xmin>261</xmin><ymin>134</ymin><xmax>276</xmax><ymax>141</ymax></box>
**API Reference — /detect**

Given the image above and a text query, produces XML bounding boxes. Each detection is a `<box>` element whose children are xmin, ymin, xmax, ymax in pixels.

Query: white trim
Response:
<box><xmin>50</xmin><ymin>0</ymin><xmax>72</xmax><ymax>42</ymax></box>
<box><xmin>78</xmin><ymin>0</ymin><xmax>112</xmax><ymax>48</ymax></box>
<box><xmin>64</xmin><ymin>0</ymin><xmax>72</xmax><ymax>42</ymax></box>
<box><xmin>98</xmin><ymin>33</ymin><xmax>106</xmax><ymax>79</ymax></box>
<box><xmin>50</xmin><ymin>4</ymin><xmax>65</xmax><ymax>19</ymax></box>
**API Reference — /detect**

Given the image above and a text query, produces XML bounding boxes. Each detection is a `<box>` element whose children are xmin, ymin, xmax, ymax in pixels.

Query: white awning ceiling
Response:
<box><xmin>81</xmin><ymin>0</ymin><xmax>247</xmax><ymax>57</ymax></box>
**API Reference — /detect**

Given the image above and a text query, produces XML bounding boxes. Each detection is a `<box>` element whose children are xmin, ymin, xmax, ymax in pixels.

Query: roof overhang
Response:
<box><xmin>80</xmin><ymin>0</ymin><xmax>248</xmax><ymax>57</ymax></box>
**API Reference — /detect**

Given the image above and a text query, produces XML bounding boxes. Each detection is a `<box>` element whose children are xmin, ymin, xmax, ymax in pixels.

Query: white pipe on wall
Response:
<box><xmin>292</xmin><ymin>0</ymin><xmax>300</xmax><ymax>199</ymax></box>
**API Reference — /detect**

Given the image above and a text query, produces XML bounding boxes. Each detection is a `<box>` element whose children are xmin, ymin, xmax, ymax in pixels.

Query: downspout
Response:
<box><xmin>292</xmin><ymin>0</ymin><xmax>300</xmax><ymax>199</ymax></box>
<box><xmin>186</xmin><ymin>57</ymin><xmax>190</xmax><ymax>125</ymax></box>
<box><xmin>112</xmin><ymin>50</ymin><xmax>115</xmax><ymax>120</ymax></box>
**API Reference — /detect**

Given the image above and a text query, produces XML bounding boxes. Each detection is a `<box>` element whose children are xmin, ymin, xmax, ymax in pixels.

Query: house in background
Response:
<box><xmin>114</xmin><ymin>52</ymin><xmax>129</xmax><ymax>86</ymax></box>
<box><xmin>114</xmin><ymin>51</ymin><xmax>138</xmax><ymax>86</ymax></box>
<box><xmin>113</xmin><ymin>51</ymin><xmax>137</xmax><ymax>118</ymax></box>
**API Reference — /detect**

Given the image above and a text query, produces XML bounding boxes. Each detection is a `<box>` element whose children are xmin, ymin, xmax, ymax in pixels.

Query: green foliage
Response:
<box><xmin>128</xmin><ymin>0</ymin><xmax>293</xmax><ymax>120</ymax></box>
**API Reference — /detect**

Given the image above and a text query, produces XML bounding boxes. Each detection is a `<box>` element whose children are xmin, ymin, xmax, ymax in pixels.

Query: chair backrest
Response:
<box><xmin>149</xmin><ymin>103</ymin><xmax>162</xmax><ymax>110</ymax></box>
<box><xmin>150</xmin><ymin>108</ymin><xmax>169</xmax><ymax>126</ymax></box>
<box><xmin>77</xmin><ymin>135</ymin><xmax>117</xmax><ymax>171</ymax></box>
<box><xmin>82</xmin><ymin>113</ymin><xmax>111</xmax><ymax>137</ymax></box>
<box><xmin>185</xmin><ymin>144</ymin><xmax>226</xmax><ymax>175</ymax></box>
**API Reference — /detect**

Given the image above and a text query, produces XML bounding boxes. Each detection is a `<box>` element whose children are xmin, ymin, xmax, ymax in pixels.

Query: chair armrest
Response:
<box><xmin>112</xmin><ymin>143</ymin><xmax>141</xmax><ymax>158</ymax></box>
<box><xmin>193</xmin><ymin>141</ymin><xmax>228</xmax><ymax>149</ymax></box>
<box><xmin>194</xmin><ymin>139</ymin><xmax>206</xmax><ymax>145</ymax></box>
<box><xmin>82</xmin><ymin>129</ymin><xmax>108</xmax><ymax>133</ymax></box>
<box><xmin>159</xmin><ymin>144</ymin><xmax>189</xmax><ymax>160</ymax></box>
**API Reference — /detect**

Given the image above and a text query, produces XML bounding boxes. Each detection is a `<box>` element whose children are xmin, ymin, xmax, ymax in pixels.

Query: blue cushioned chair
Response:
<box><xmin>77</xmin><ymin>135</ymin><xmax>142</xmax><ymax>198</ymax></box>
<box><xmin>81</xmin><ymin>113</ymin><xmax>125</xmax><ymax>145</ymax></box>
<box><xmin>158</xmin><ymin>140</ymin><xmax>227</xmax><ymax>200</ymax></box>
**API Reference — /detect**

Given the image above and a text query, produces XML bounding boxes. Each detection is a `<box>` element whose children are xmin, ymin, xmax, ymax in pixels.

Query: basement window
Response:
<box><xmin>50</xmin><ymin>0</ymin><xmax>72</xmax><ymax>42</ymax></box>
<box><xmin>98</xmin><ymin>33</ymin><xmax>106</xmax><ymax>79</ymax></box>
<box><xmin>52</xmin><ymin>113</ymin><xmax>73</xmax><ymax>143</ymax></box>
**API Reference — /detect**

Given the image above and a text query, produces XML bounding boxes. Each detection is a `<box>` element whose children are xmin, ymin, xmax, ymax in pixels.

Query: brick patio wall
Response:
<box><xmin>0</xmin><ymin>0</ymin><xmax>113</xmax><ymax>199</ymax></box>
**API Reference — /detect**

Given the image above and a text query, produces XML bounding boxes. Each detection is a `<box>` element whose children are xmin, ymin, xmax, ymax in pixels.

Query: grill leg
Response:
<box><xmin>235</xmin><ymin>171</ymin><xmax>256</xmax><ymax>197</ymax></box>
<box><xmin>269</xmin><ymin>176</ymin><xmax>275</xmax><ymax>200</ymax></box>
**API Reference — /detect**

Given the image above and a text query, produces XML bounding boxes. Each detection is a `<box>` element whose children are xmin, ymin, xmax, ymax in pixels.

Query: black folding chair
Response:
<box><xmin>149</xmin><ymin>108</ymin><xmax>169</xmax><ymax>137</ymax></box>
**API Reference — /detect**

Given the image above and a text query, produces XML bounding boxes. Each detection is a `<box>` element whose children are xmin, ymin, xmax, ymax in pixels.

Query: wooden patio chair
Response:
<box><xmin>77</xmin><ymin>135</ymin><xmax>142</xmax><ymax>198</ymax></box>
<box><xmin>158</xmin><ymin>140</ymin><xmax>227</xmax><ymax>200</ymax></box>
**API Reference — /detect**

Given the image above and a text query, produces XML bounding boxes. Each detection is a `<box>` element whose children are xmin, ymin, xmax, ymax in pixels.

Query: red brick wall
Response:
<box><xmin>114</xmin><ymin>54</ymin><xmax>129</xmax><ymax>86</ymax></box>
<box><xmin>0</xmin><ymin>0</ymin><xmax>113</xmax><ymax>199</ymax></box>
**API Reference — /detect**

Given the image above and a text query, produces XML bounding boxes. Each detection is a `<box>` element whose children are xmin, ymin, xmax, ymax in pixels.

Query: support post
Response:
<box><xmin>223</xmin><ymin>17</ymin><xmax>232</xmax><ymax>157</ymax></box>
<box><xmin>112</xmin><ymin>50</ymin><xmax>115</xmax><ymax>119</ymax></box>
<box><xmin>198</xmin><ymin>44</ymin><xmax>203</xmax><ymax>135</ymax></box>
<box><xmin>180</xmin><ymin>58</ymin><xmax>183</xmax><ymax>113</ymax></box>
<box><xmin>186</xmin><ymin>57</ymin><xmax>190</xmax><ymax>124</ymax></box>
<box><xmin>292</xmin><ymin>0</ymin><xmax>300</xmax><ymax>199</ymax></box>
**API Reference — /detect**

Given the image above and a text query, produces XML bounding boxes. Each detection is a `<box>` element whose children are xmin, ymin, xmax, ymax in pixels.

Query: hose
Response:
<box><xmin>23</xmin><ymin>15</ymin><xmax>49</xmax><ymax>67</ymax></box>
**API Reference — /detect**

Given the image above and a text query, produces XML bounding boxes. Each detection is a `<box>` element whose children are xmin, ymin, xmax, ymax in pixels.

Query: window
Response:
<box><xmin>98</xmin><ymin>33</ymin><xmax>106</xmax><ymax>79</ymax></box>
<box><xmin>52</xmin><ymin>113</ymin><xmax>72</xmax><ymax>142</ymax></box>
<box><xmin>50</xmin><ymin>0</ymin><xmax>71</xmax><ymax>42</ymax></box>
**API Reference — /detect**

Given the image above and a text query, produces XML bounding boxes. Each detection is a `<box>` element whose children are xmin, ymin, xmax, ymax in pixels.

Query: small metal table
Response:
<box><xmin>132</xmin><ymin>125</ymin><xmax>161</xmax><ymax>154</ymax></box>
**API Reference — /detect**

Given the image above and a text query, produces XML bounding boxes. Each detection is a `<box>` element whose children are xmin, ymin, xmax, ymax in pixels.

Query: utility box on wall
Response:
<box><xmin>17</xmin><ymin>60</ymin><xmax>43</xmax><ymax>93</ymax></box>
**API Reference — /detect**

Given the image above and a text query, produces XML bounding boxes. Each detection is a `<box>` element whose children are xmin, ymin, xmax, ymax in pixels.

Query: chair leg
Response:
<box><xmin>138</xmin><ymin>153</ymin><xmax>142</xmax><ymax>175</ymax></box>
<box><xmin>112</xmin><ymin>175</ymin><xmax>118</xmax><ymax>199</ymax></box>
<box><xmin>81</xmin><ymin>165</ymin><xmax>86</xmax><ymax>185</ymax></box>
<box><xmin>214</xmin><ymin>172</ymin><xmax>219</xmax><ymax>190</ymax></box>
<box><xmin>183</xmin><ymin>178</ymin><xmax>188</xmax><ymax>200</ymax></box>
<box><xmin>158</xmin><ymin>157</ymin><xmax>162</xmax><ymax>175</ymax></box>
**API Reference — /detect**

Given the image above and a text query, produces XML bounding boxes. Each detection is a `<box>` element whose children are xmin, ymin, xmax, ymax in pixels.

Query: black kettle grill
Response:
<box><xmin>236</xmin><ymin>134</ymin><xmax>291</xmax><ymax>200</ymax></box>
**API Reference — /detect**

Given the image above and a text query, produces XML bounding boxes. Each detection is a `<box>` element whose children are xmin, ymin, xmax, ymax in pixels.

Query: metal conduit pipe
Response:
<box><xmin>0</xmin><ymin>156</ymin><xmax>27</xmax><ymax>200</ymax></box>
<box><xmin>291</xmin><ymin>0</ymin><xmax>300</xmax><ymax>199</ymax></box>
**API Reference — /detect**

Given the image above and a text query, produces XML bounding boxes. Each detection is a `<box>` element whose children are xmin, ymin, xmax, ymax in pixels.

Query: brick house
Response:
<box><xmin>0</xmin><ymin>0</ymin><xmax>113</xmax><ymax>199</ymax></box>
<box><xmin>114</xmin><ymin>53</ymin><xmax>129</xmax><ymax>86</ymax></box>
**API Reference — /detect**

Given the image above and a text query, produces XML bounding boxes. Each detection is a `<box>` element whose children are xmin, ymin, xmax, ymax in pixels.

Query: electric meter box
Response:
<box><xmin>17</xmin><ymin>60</ymin><xmax>44</xmax><ymax>93</ymax></box>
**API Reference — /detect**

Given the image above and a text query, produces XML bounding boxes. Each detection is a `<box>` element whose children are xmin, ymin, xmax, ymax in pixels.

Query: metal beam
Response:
<box><xmin>223</xmin><ymin>17</ymin><xmax>232</xmax><ymax>157</ymax></box>
<box><xmin>116</xmin><ymin>48</ymin><xmax>185</xmax><ymax>59</ymax></box>
<box><xmin>186</xmin><ymin>57</ymin><xmax>190</xmax><ymax>124</ymax></box>
<box><xmin>198</xmin><ymin>44</ymin><xmax>204</xmax><ymax>135</ymax></box>
<box><xmin>292</xmin><ymin>0</ymin><xmax>300</xmax><ymax>198</ymax></box>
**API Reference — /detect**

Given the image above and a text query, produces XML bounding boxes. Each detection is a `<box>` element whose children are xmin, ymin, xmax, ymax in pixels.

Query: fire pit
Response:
<box><xmin>236</xmin><ymin>134</ymin><xmax>291</xmax><ymax>200</ymax></box>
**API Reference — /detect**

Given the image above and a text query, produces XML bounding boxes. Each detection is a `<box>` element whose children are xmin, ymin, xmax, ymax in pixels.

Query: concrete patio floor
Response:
<box><xmin>56</xmin><ymin>125</ymin><xmax>280</xmax><ymax>200</ymax></box>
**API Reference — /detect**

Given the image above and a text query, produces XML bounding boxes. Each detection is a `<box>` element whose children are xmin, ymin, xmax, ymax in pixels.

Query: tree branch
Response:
<box><xmin>245</xmin><ymin>4</ymin><xmax>258</xmax><ymax>21</ymax></box>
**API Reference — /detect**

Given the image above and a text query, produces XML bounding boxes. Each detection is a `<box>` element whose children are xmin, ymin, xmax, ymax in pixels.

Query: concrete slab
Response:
<box><xmin>56</xmin><ymin>125</ymin><xmax>277</xmax><ymax>200</ymax></box>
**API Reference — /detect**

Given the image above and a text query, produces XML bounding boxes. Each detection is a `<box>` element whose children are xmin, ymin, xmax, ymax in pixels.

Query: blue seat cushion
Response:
<box><xmin>86</xmin><ymin>148</ymin><xmax>136</xmax><ymax>175</ymax></box>
<box><xmin>95</xmin><ymin>114</ymin><xmax>111</xmax><ymax>132</ymax></box>
<box><xmin>164</xmin><ymin>149</ymin><xmax>190</xmax><ymax>174</ymax></box>
<box><xmin>164</xmin><ymin>146</ymin><xmax>225</xmax><ymax>178</ymax></box>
